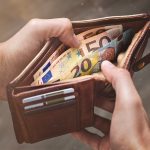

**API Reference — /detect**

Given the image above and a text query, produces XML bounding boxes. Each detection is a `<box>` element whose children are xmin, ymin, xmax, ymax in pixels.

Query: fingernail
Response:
<box><xmin>72</xmin><ymin>34</ymin><xmax>80</xmax><ymax>48</ymax></box>
<box><xmin>101</xmin><ymin>60</ymin><xmax>115</xmax><ymax>70</ymax></box>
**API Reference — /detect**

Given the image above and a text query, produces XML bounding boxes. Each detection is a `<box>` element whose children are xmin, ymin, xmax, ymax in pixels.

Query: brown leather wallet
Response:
<box><xmin>7</xmin><ymin>13</ymin><xmax>150</xmax><ymax>144</ymax></box>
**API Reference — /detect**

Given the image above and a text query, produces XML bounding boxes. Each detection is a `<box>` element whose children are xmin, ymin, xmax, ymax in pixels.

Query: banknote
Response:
<box><xmin>50</xmin><ymin>26</ymin><xmax>123</xmax><ymax>72</ymax></box>
<box><xmin>33</xmin><ymin>44</ymin><xmax>67</xmax><ymax>80</ymax></box>
<box><xmin>34</xmin><ymin>29</ymin><xmax>132</xmax><ymax>86</ymax></box>
<box><xmin>47</xmin><ymin>29</ymin><xmax>134</xmax><ymax>82</ymax></box>
<box><xmin>32</xmin><ymin>26</ymin><xmax>123</xmax><ymax>85</ymax></box>
<box><xmin>33</xmin><ymin>25</ymin><xmax>122</xmax><ymax>81</ymax></box>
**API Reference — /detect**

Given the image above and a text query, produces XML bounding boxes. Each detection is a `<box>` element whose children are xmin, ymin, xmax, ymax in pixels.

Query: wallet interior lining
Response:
<box><xmin>17</xmin><ymin>20</ymin><xmax>148</xmax><ymax>87</ymax></box>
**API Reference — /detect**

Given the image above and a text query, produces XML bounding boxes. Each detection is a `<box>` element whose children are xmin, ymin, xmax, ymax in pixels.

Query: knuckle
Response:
<box><xmin>28</xmin><ymin>18</ymin><xmax>40</xmax><ymax>27</ymax></box>
<box><xmin>61</xmin><ymin>18</ymin><xmax>72</xmax><ymax>30</ymax></box>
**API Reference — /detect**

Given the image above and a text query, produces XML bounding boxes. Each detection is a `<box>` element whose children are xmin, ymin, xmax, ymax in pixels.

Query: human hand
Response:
<box><xmin>72</xmin><ymin>61</ymin><xmax>150</xmax><ymax>150</ymax></box>
<box><xmin>0</xmin><ymin>18</ymin><xmax>79</xmax><ymax>100</ymax></box>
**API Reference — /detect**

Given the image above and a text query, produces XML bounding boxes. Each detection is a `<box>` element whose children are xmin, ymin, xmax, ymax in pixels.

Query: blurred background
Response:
<box><xmin>0</xmin><ymin>0</ymin><xmax>149</xmax><ymax>150</ymax></box>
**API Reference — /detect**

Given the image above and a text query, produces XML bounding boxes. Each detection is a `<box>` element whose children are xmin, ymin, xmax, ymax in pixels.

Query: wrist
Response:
<box><xmin>0</xmin><ymin>42</ymin><xmax>9</xmax><ymax>100</ymax></box>
<box><xmin>0</xmin><ymin>41</ymin><xmax>22</xmax><ymax>100</ymax></box>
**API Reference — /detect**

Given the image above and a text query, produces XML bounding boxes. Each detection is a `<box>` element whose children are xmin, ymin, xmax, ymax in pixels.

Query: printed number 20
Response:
<box><xmin>71</xmin><ymin>58</ymin><xmax>92</xmax><ymax>78</ymax></box>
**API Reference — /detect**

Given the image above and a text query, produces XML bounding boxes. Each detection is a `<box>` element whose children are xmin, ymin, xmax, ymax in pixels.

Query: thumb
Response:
<box><xmin>101</xmin><ymin>60</ymin><xmax>132</xmax><ymax>90</ymax></box>
<box><xmin>101</xmin><ymin>61</ymin><xmax>141</xmax><ymax>105</ymax></box>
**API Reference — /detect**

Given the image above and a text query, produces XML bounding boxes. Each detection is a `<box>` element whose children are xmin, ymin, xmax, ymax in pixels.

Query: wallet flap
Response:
<box><xmin>132</xmin><ymin>23</ymin><xmax>150</xmax><ymax>72</ymax></box>
<box><xmin>120</xmin><ymin>21</ymin><xmax>150</xmax><ymax>71</ymax></box>
<box><xmin>72</xmin><ymin>13</ymin><xmax>149</xmax><ymax>28</ymax></box>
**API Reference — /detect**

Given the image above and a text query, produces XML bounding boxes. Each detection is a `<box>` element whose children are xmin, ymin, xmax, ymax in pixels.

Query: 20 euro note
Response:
<box><xmin>33</xmin><ymin>25</ymin><xmax>123</xmax><ymax>81</ymax></box>
<box><xmin>32</xmin><ymin>26</ymin><xmax>123</xmax><ymax>85</ymax></box>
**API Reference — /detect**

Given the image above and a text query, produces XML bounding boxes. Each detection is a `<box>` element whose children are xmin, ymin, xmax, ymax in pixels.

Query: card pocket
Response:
<box><xmin>13</xmin><ymin>78</ymin><xmax>94</xmax><ymax>143</ymax></box>
<box><xmin>23</xmin><ymin>100</ymin><xmax>78</xmax><ymax>143</ymax></box>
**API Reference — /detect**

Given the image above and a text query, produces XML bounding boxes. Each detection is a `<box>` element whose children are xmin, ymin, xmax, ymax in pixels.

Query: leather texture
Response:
<box><xmin>132</xmin><ymin>26</ymin><xmax>150</xmax><ymax>72</ymax></box>
<box><xmin>7</xmin><ymin>13</ymin><xmax>150</xmax><ymax>144</ymax></box>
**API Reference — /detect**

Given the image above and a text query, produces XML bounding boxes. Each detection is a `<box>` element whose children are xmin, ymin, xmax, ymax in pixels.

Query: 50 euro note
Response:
<box><xmin>47</xmin><ymin>28</ymin><xmax>134</xmax><ymax>82</ymax></box>
<box><xmin>32</xmin><ymin>26</ymin><xmax>125</xmax><ymax>86</ymax></box>
<box><xmin>33</xmin><ymin>25</ymin><xmax>122</xmax><ymax>81</ymax></box>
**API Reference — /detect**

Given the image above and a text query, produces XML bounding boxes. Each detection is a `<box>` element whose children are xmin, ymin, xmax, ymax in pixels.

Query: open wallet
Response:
<box><xmin>7</xmin><ymin>13</ymin><xmax>150</xmax><ymax>144</ymax></box>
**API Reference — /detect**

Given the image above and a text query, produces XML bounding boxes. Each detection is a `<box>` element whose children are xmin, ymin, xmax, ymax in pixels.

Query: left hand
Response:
<box><xmin>0</xmin><ymin>18</ymin><xmax>80</xmax><ymax>100</ymax></box>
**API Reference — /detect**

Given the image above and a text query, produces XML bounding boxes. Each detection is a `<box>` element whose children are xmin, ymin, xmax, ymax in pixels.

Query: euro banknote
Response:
<box><xmin>32</xmin><ymin>26</ymin><xmax>123</xmax><ymax>85</ymax></box>
<box><xmin>33</xmin><ymin>25</ymin><xmax>122</xmax><ymax>81</ymax></box>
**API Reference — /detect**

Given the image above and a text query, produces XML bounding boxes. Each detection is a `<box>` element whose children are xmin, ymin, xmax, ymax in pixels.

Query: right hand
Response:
<box><xmin>72</xmin><ymin>61</ymin><xmax>150</xmax><ymax>150</ymax></box>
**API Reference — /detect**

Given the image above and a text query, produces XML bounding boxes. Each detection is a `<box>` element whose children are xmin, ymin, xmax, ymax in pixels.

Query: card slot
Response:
<box><xmin>22</xmin><ymin>87</ymin><xmax>75</xmax><ymax>104</ymax></box>
<box><xmin>23</xmin><ymin>94</ymin><xmax>77</xmax><ymax>111</ymax></box>
<box><xmin>20</xmin><ymin>87</ymin><xmax>78</xmax><ymax>111</ymax></box>
<box><xmin>24</xmin><ymin>99</ymin><xmax>76</xmax><ymax>115</ymax></box>
<box><xmin>22</xmin><ymin>92</ymin><xmax>78</xmax><ymax>107</ymax></box>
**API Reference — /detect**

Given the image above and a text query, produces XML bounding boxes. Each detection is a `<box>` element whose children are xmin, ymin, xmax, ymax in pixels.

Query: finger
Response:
<box><xmin>48</xmin><ymin>18</ymin><xmax>79</xmax><ymax>48</ymax></box>
<box><xmin>29</xmin><ymin>18</ymin><xmax>80</xmax><ymax>48</ymax></box>
<box><xmin>95</xmin><ymin>96</ymin><xmax>115</xmax><ymax>112</ymax></box>
<box><xmin>101</xmin><ymin>60</ymin><xmax>141</xmax><ymax>106</ymax></box>
<box><xmin>59</xmin><ymin>32</ymin><xmax>80</xmax><ymax>48</ymax></box>
<box><xmin>72</xmin><ymin>129</ymin><xmax>102</xmax><ymax>150</ymax></box>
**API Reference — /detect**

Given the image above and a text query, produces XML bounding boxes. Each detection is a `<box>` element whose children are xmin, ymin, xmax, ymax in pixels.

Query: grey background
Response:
<box><xmin>0</xmin><ymin>0</ymin><xmax>149</xmax><ymax>150</ymax></box>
